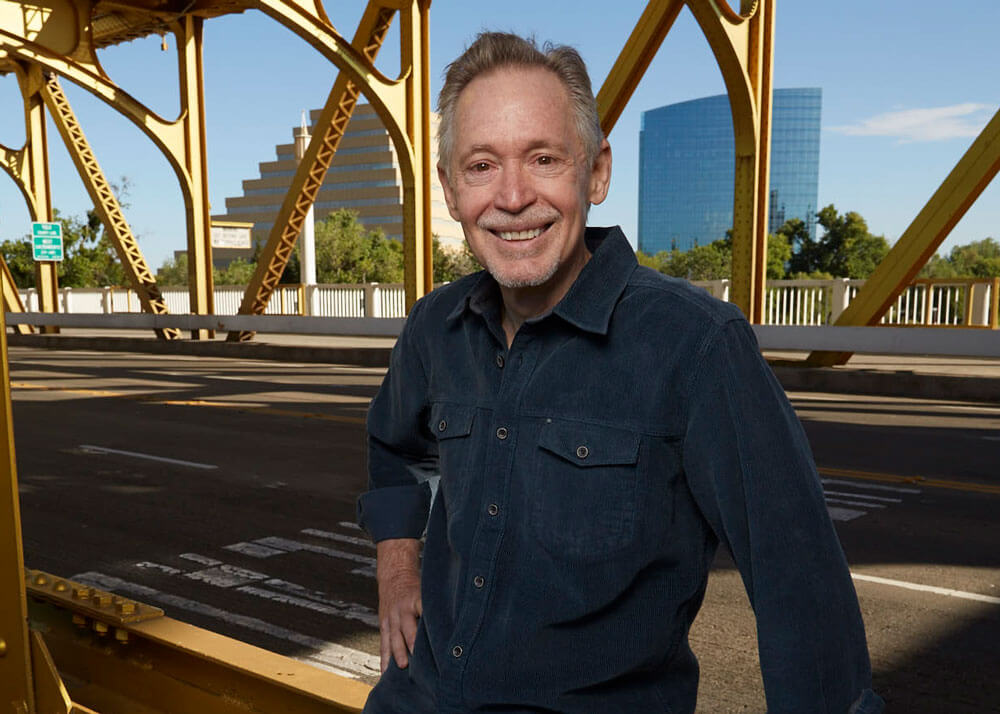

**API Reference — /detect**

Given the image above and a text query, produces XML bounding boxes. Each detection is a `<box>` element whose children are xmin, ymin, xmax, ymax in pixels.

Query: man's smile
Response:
<box><xmin>493</xmin><ymin>225</ymin><xmax>549</xmax><ymax>241</ymax></box>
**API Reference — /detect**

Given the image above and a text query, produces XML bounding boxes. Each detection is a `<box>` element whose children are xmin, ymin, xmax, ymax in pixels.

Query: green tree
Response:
<box><xmin>780</xmin><ymin>206</ymin><xmax>888</xmax><ymax>278</ymax></box>
<box><xmin>313</xmin><ymin>209</ymin><xmax>403</xmax><ymax>283</ymax></box>
<box><xmin>433</xmin><ymin>237</ymin><xmax>481</xmax><ymax>282</ymax></box>
<box><xmin>0</xmin><ymin>208</ymin><xmax>127</xmax><ymax>288</ymax></box>
<box><xmin>920</xmin><ymin>237</ymin><xmax>1000</xmax><ymax>278</ymax></box>
<box><xmin>214</xmin><ymin>258</ymin><xmax>257</xmax><ymax>286</ymax></box>
<box><xmin>156</xmin><ymin>253</ymin><xmax>188</xmax><ymax>286</ymax></box>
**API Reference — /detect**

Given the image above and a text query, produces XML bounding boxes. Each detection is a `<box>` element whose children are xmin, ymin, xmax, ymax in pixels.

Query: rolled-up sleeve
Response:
<box><xmin>357</xmin><ymin>299</ymin><xmax>436</xmax><ymax>543</ymax></box>
<box><xmin>682</xmin><ymin>317</ymin><xmax>883</xmax><ymax>713</ymax></box>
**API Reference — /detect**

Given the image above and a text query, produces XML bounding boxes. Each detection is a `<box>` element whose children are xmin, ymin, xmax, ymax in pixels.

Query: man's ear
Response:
<box><xmin>438</xmin><ymin>164</ymin><xmax>461</xmax><ymax>220</ymax></box>
<box><xmin>587</xmin><ymin>139</ymin><xmax>612</xmax><ymax>206</ymax></box>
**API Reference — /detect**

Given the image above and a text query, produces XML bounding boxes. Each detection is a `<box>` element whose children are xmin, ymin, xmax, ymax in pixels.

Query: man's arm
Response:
<box><xmin>682</xmin><ymin>317</ymin><xmax>884</xmax><ymax>713</ymax></box>
<box><xmin>357</xmin><ymin>300</ymin><xmax>435</xmax><ymax>672</ymax></box>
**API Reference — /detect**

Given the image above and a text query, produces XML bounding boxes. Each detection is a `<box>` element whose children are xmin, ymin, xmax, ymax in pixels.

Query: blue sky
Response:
<box><xmin>1</xmin><ymin>0</ymin><xmax>997</xmax><ymax>270</ymax></box>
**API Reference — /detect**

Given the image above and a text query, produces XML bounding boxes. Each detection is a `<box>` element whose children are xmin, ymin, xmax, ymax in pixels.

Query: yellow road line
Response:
<box><xmin>818</xmin><ymin>466</ymin><xmax>1000</xmax><ymax>496</ymax></box>
<box><xmin>11</xmin><ymin>382</ymin><xmax>367</xmax><ymax>425</ymax></box>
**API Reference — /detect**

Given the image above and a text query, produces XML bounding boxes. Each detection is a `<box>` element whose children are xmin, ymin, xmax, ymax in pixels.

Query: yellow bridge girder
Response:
<box><xmin>231</xmin><ymin>0</ymin><xmax>433</xmax><ymax>338</ymax></box>
<box><xmin>229</xmin><ymin>1</ymin><xmax>397</xmax><ymax>342</ymax></box>
<box><xmin>598</xmin><ymin>0</ymin><xmax>775</xmax><ymax>323</ymax></box>
<box><xmin>40</xmin><ymin>72</ymin><xmax>181</xmax><ymax>340</ymax></box>
<box><xmin>807</xmin><ymin>106</ymin><xmax>1000</xmax><ymax>365</ymax></box>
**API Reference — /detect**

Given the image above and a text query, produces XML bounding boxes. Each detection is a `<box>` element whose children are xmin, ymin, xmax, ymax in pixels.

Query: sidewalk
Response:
<box><xmin>7</xmin><ymin>328</ymin><xmax>1000</xmax><ymax>403</ymax></box>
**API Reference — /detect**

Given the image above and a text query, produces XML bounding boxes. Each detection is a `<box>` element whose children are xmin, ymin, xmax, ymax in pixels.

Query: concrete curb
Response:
<box><xmin>6</xmin><ymin>334</ymin><xmax>394</xmax><ymax>368</ymax></box>
<box><xmin>8</xmin><ymin>334</ymin><xmax>999</xmax><ymax>403</ymax></box>
<box><xmin>769</xmin><ymin>365</ymin><xmax>1000</xmax><ymax>404</ymax></box>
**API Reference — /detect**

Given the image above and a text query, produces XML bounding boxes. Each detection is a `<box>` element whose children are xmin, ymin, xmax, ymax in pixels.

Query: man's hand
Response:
<box><xmin>376</xmin><ymin>538</ymin><xmax>422</xmax><ymax>673</ymax></box>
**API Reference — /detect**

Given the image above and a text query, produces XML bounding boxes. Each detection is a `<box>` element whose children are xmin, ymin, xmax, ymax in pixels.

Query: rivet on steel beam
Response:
<box><xmin>33</xmin><ymin>573</ymin><xmax>49</xmax><ymax>586</ymax></box>
<box><xmin>92</xmin><ymin>594</ymin><xmax>112</xmax><ymax>608</ymax></box>
<box><xmin>93</xmin><ymin>622</ymin><xmax>109</xmax><ymax>636</ymax></box>
<box><xmin>72</xmin><ymin>615</ymin><xmax>87</xmax><ymax>628</ymax></box>
<box><xmin>0</xmin><ymin>638</ymin><xmax>7</xmax><ymax>656</ymax></box>
<box><xmin>116</xmin><ymin>601</ymin><xmax>135</xmax><ymax>615</ymax></box>
<box><xmin>114</xmin><ymin>629</ymin><xmax>129</xmax><ymax>644</ymax></box>
<box><xmin>54</xmin><ymin>581</ymin><xmax>69</xmax><ymax>593</ymax></box>
<box><xmin>73</xmin><ymin>587</ymin><xmax>91</xmax><ymax>599</ymax></box>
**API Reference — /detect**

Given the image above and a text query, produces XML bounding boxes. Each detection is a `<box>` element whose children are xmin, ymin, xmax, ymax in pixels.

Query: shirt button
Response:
<box><xmin>437</xmin><ymin>420</ymin><xmax>447</xmax><ymax>432</ymax></box>
<box><xmin>452</xmin><ymin>645</ymin><xmax>463</xmax><ymax>658</ymax></box>
<box><xmin>473</xmin><ymin>575</ymin><xmax>485</xmax><ymax>588</ymax></box>
<box><xmin>496</xmin><ymin>427</ymin><xmax>508</xmax><ymax>440</ymax></box>
<box><xmin>495</xmin><ymin>353</ymin><xmax>505</xmax><ymax>368</ymax></box>
<box><xmin>487</xmin><ymin>503</ymin><xmax>499</xmax><ymax>516</ymax></box>
<box><xmin>576</xmin><ymin>445</ymin><xmax>589</xmax><ymax>459</ymax></box>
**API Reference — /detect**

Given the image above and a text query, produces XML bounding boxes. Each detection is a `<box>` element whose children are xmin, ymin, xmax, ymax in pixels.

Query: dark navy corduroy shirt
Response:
<box><xmin>358</xmin><ymin>227</ymin><xmax>883</xmax><ymax>714</ymax></box>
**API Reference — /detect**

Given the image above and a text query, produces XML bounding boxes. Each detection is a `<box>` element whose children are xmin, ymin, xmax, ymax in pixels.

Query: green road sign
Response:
<box><xmin>32</xmin><ymin>222</ymin><xmax>63</xmax><ymax>261</ymax></box>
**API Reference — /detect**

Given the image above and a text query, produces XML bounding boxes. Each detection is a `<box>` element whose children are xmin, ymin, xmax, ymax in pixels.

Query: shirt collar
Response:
<box><xmin>445</xmin><ymin>226</ymin><xmax>637</xmax><ymax>335</ymax></box>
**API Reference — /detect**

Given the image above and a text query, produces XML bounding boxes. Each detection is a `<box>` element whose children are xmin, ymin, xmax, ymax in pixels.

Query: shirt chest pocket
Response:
<box><xmin>428</xmin><ymin>402</ymin><xmax>476</xmax><ymax>480</ymax></box>
<box><xmin>531</xmin><ymin>420</ymin><xmax>641</xmax><ymax>561</ymax></box>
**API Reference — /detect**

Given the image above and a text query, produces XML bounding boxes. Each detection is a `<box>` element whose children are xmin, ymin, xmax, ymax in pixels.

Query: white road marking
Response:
<box><xmin>71</xmin><ymin>571</ymin><xmax>380</xmax><ymax>678</ymax></box>
<box><xmin>851</xmin><ymin>573</ymin><xmax>1000</xmax><ymax>605</ymax></box>
<box><xmin>79</xmin><ymin>444</ymin><xmax>217</xmax><ymax>470</ymax></box>
<box><xmin>827</xmin><ymin>506</ymin><xmax>867</xmax><ymax>522</ymax></box>
<box><xmin>135</xmin><ymin>561</ymin><xmax>182</xmax><ymax>575</ymax></box>
<box><xmin>260</xmin><ymin>578</ymin><xmax>377</xmax><ymax>627</ymax></box>
<box><xmin>225</xmin><ymin>542</ymin><xmax>286</xmax><ymax>558</ymax></box>
<box><xmin>825</xmin><ymin>498</ymin><xmax>886</xmax><ymax>509</ymax></box>
<box><xmin>238</xmin><ymin>585</ymin><xmax>378</xmax><ymax>628</ymax></box>
<box><xmin>302</xmin><ymin>528</ymin><xmax>376</xmax><ymax>550</ymax></box>
<box><xmin>823</xmin><ymin>490</ymin><xmax>902</xmax><ymax>503</ymax></box>
<box><xmin>821</xmin><ymin>478</ymin><xmax>921</xmax><ymax>494</ymax></box>
<box><xmin>338</xmin><ymin>521</ymin><xmax>362</xmax><ymax>531</ymax></box>
<box><xmin>980</xmin><ymin>435</ymin><xmax>1000</xmax><ymax>441</ymax></box>
<box><xmin>180</xmin><ymin>553</ymin><xmax>222</xmax><ymax>566</ymax></box>
<box><xmin>253</xmin><ymin>536</ymin><xmax>376</xmax><ymax>569</ymax></box>
<box><xmin>185</xmin><ymin>565</ymin><xmax>269</xmax><ymax>588</ymax></box>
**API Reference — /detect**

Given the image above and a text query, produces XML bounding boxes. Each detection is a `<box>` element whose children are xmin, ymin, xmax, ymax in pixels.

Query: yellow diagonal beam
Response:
<box><xmin>40</xmin><ymin>74</ymin><xmax>180</xmax><ymax>341</ymax></box>
<box><xmin>808</xmin><ymin>106</ymin><xmax>1000</xmax><ymax>366</ymax></box>
<box><xmin>228</xmin><ymin>2</ymin><xmax>396</xmax><ymax>342</ymax></box>
<box><xmin>596</xmin><ymin>0</ymin><xmax>685</xmax><ymax>136</ymax></box>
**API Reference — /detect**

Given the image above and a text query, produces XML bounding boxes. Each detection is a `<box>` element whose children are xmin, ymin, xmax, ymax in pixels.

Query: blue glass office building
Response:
<box><xmin>638</xmin><ymin>88</ymin><xmax>821</xmax><ymax>254</ymax></box>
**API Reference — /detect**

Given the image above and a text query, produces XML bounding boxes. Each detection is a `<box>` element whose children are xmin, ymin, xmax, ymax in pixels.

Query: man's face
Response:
<box><xmin>439</xmin><ymin>66</ymin><xmax>611</xmax><ymax>293</ymax></box>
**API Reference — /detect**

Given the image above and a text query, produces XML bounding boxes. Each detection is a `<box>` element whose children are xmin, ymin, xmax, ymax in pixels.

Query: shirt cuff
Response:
<box><xmin>357</xmin><ymin>483</ymin><xmax>432</xmax><ymax>542</ymax></box>
<box><xmin>848</xmin><ymin>689</ymin><xmax>885</xmax><ymax>714</ymax></box>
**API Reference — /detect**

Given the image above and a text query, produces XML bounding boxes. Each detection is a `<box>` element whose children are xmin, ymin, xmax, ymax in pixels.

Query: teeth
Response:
<box><xmin>497</xmin><ymin>228</ymin><xmax>544</xmax><ymax>241</ymax></box>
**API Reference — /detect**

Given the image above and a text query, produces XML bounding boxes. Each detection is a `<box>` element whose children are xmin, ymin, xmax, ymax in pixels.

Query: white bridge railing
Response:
<box><xmin>15</xmin><ymin>277</ymin><xmax>1000</xmax><ymax>328</ymax></box>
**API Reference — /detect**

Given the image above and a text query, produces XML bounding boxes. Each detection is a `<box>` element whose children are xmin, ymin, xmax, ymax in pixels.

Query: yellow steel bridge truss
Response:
<box><xmin>1</xmin><ymin>0</ymin><xmax>997</xmax><ymax>710</ymax></box>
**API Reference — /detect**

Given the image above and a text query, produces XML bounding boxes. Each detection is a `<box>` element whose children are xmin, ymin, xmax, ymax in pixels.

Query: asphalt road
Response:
<box><xmin>6</xmin><ymin>347</ymin><xmax>1000</xmax><ymax>712</ymax></box>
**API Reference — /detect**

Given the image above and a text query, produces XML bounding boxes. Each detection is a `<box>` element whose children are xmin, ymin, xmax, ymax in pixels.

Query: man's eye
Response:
<box><xmin>537</xmin><ymin>155</ymin><xmax>554</xmax><ymax>165</ymax></box>
<box><xmin>471</xmin><ymin>161</ymin><xmax>491</xmax><ymax>172</ymax></box>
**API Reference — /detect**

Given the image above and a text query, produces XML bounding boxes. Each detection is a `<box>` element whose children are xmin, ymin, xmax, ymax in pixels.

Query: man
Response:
<box><xmin>358</xmin><ymin>32</ymin><xmax>884</xmax><ymax>713</ymax></box>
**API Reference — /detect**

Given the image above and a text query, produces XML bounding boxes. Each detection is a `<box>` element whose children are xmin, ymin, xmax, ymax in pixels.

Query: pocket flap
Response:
<box><xmin>538</xmin><ymin>421</ymin><xmax>640</xmax><ymax>467</ymax></box>
<box><xmin>429</xmin><ymin>403</ymin><xmax>475</xmax><ymax>440</ymax></box>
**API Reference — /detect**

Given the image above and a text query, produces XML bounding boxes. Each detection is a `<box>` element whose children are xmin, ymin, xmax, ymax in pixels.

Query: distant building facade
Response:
<box><xmin>638</xmin><ymin>88</ymin><xmax>821</xmax><ymax>254</ymax></box>
<box><xmin>213</xmin><ymin>104</ymin><xmax>464</xmax><ymax>259</ymax></box>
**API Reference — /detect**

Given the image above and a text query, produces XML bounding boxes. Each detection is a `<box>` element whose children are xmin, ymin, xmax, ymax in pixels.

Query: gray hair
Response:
<box><xmin>437</xmin><ymin>32</ymin><xmax>603</xmax><ymax>178</ymax></box>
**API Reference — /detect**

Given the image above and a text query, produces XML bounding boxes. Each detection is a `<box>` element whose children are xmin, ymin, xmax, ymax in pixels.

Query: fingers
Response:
<box><xmin>380</xmin><ymin>618</ymin><xmax>392</xmax><ymax>673</ymax></box>
<box><xmin>391</xmin><ymin>617</ymin><xmax>412</xmax><ymax>669</ymax></box>
<box><xmin>402</xmin><ymin>607</ymin><xmax>419</xmax><ymax>655</ymax></box>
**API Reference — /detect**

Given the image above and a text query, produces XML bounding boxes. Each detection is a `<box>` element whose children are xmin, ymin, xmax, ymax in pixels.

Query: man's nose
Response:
<box><xmin>493</xmin><ymin>163</ymin><xmax>536</xmax><ymax>213</ymax></box>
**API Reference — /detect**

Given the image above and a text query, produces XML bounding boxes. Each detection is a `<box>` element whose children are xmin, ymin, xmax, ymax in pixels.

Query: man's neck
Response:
<box><xmin>498</xmin><ymin>248</ymin><xmax>591</xmax><ymax>347</ymax></box>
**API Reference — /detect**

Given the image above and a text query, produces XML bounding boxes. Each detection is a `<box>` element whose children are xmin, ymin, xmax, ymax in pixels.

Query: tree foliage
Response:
<box><xmin>920</xmin><ymin>237</ymin><xmax>1000</xmax><ymax>278</ymax></box>
<box><xmin>780</xmin><ymin>205</ymin><xmax>889</xmax><ymax>278</ymax></box>
<box><xmin>636</xmin><ymin>230</ymin><xmax>791</xmax><ymax>281</ymax></box>
<box><xmin>0</xmin><ymin>208</ymin><xmax>127</xmax><ymax>288</ymax></box>
<box><xmin>433</xmin><ymin>237</ymin><xmax>481</xmax><ymax>283</ymax></box>
<box><xmin>311</xmin><ymin>209</ymin><xmax>403</xmax><ymax>284</ymax></box>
